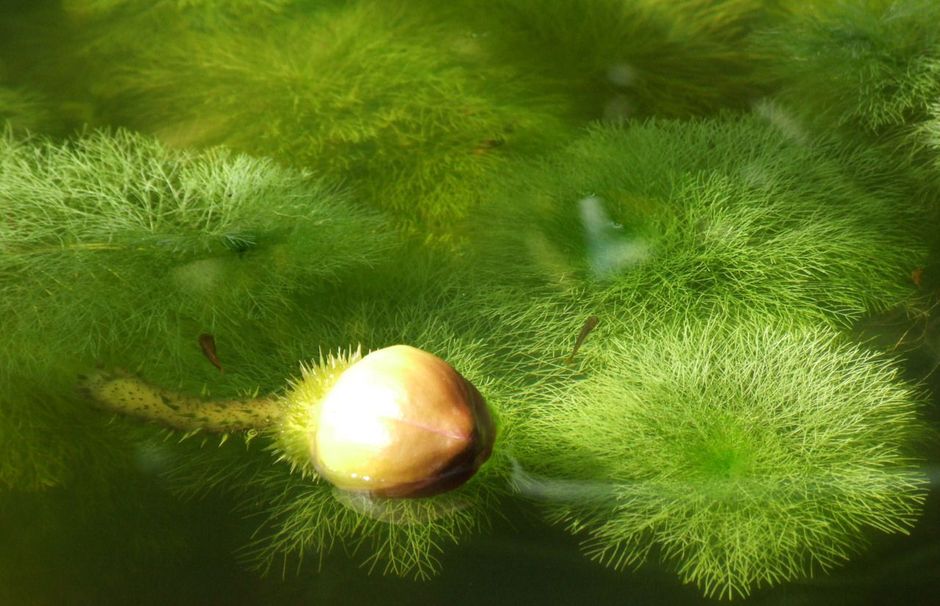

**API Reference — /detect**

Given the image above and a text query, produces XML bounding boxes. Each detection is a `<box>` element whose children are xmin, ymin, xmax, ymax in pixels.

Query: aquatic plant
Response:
<box><xmin>0</xmin><ymin>127</ymin><xmax>397</xmax><ymax>491</ymax></box>
<box><xmin>923</xmin><ymin>104</ymin><xmax>940</xmax><ymax>177</ymax></box>
<box><xmin>0</xmin><ymin>121</ymin><xmax>516</xmax><ymax>571</ymax></box>
<box><xmin>70</xmin><ymin>0</ymin><xmax>572</xmax><ymax>240</ymax></box>
<box><xmin>428</xmin><ymin>0</ymin><xmax>777</xmax><ymax>121</ymax></box>
<box><xmin>471</xmin><ymin>113</ymin><xmax>925</xmax><ymax>326</ymax></box>
<box><xmin>761</xmin><ymin>0</ymin><xmax>940</xmax><ymax>186</ymax></box>
<box><xmin>63</xmin><ymin>0</ymin><xmax>296</xmax><ymax>20</ymax></box>
<box><xmin>0</xmin><ymin>86</ymin><xmax>57</xmax><ymax>134</ymax></box>
<box><xmin>0</xmin><ymin>128</ymin><xmax>391</xmax><ymax>377</ymax></box>
<box><xmin>0</xmin><ymin>379</ymin><xmax>125</xmax><ymax>491</ymax></box>
<box><xmin>514</xmin><ymin>312</ymin><xmax>927</xmax><ymax>599</ymax></box>
<box><xmin>0</xmin><ymin>1</ymin><xmax>938</xmax><ymax>602</ymax></box>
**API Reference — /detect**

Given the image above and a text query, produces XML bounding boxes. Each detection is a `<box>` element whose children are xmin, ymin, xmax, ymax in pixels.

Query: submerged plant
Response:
<box><xmin>0</xmin><ymin>1</ymin><xmax>938</xmax><ymax>601</ymax></box>
<box><xmin>761</xmin><ymin>0</ymin><xmax>940</xmax><ymax>187</ymax></box>
<box><xmin>63</xmin><ymin>0</ymin><xmax>296</xmax><ymax>20</ymax></box>
<box><xmin>0</xmin><ymin>378</ymin><xmax>121</xmax><ymax>491</ymax></box>
<box><xmin>428</xmin><ymin>0</ymin><xmax>776</xmax><ymax>121</ymax></box>
<box><xmin>764</xmin><ymin>0</ymin><xmax>940</xmax><ymax>134</ymax></box>
<box><xmin>0</xmin><ymin>127</ymin><xmax>398</xmax><ymax>491</ymax></box>
<box><xmin>472</xmin><ymin>113</ymin><xmax>925</xmax><ymax>326</ymax></box>
<box><xmin>0</xmin><ymin>85</ymin><xmax>58</xmax><ymax>134</ymax></box>
<box><xmin>515</xmin><ymin>312</ymin><xmax>927</xmax><ymax>599</ymax></box>
<box><xmin>0</xmin><ymin>128</ymin><xmax>391</xmax><ymax>379</ymax></box>
<box><xmin>71</xmin><ymin>0</ymin><xmax>572</xmax><ymax>239</ymax></box>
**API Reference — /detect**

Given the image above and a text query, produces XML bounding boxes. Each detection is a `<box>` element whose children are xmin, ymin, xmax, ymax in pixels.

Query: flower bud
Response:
<box><xmin>310</xmin><ymin>345</ymin><xmax>494</xmax><ymax>498</ymax></box>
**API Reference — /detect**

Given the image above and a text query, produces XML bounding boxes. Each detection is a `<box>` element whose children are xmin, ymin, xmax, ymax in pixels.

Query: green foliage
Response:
<box><xmin>1</xmin><ymin>57</ymin><xmax>61</xmax><ymax>134</ymax></box>
<box><xmin>0</xmin><ymin>382</ymin><xmax>94</xmax><ymax>490</ymax></box>
<box><xmin>761</xmin><ymin>0</ymin><xmax>940</xmax><ymax>182</ymax></box>
<box><xmin>63</xmin><ymin>0</ymin><xmax>296</xmax><ymax>20</ymax></box>
<box><xmin>0</xmin><ymin>1</ymin><xmax>938</xmax><ymax>600</ymax></box>
<box><xmin>428</xmin><ymin>0</ymin><xmax>777</xmax><ymax>121</ymax></box>
<box><xmin>515</xmin><ymin>312</ymin><xmax>927</xmax><ymax>599</ymax></box>
<box><xmin>0</xmin><ymin>128</ymin><xmax>392</xmax><ymax>379</ymax></box>
<box><xmin>0</xmin><ymin>126</ymin><xmax>399</xmax><ymax>491</ymax></box>
<box><xmin>237</xmin><ymin>456</ymin><xmax>500</xmax><ymax>580</ymax></box>
<box><xmin>0</xmin><ymin>85</ymin><xmax>58</xmax><ymax>134</ymax></box>
<box><xmin>923</xmin><ymin>103</ymin><xmax>940</xmax><ymax>171</ymax></box>
<box><xmin>471</xmin><ymin>112</ymin><xmax>925</xmax><ymax>326</ymax></box>
<box><xmin>70</xmin><ymin>0</ymin><xmax>572</xmax><ymax>240</ymax></box>
<box><xmin>159</xmin><ymin>433</ymin><xmax>496</xmax><ymax>580</ymax></box>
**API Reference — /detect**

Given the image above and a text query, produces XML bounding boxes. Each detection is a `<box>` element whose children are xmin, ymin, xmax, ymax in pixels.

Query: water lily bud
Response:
<box><xmin>310</xmin><ymin>345</ymin><xmax>494</xmax><ymax>498</ymax></box>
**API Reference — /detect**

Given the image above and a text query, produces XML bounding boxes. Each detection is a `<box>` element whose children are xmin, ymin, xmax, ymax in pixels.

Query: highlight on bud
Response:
<box><xmin>308</xmin><ymin>345</ymin><xmax>494</xmax><ymax>498</ymax></box>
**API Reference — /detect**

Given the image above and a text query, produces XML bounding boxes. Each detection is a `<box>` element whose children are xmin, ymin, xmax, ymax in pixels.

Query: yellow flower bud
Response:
<box><xmin>309</xmin><ymin>345</ymin><xmax>494</xmax><ymax>498</ymax></box>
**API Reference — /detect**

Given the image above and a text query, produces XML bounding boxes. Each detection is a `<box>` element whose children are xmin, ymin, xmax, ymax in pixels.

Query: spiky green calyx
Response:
<box><xmin>273</xmin><ymin>347</ymin><xmax>362</xmax><ymax>476</ymax></box>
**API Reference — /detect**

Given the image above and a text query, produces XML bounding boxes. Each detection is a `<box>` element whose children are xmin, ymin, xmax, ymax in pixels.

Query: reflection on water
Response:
<box><xmin>579</xmin><ymin>196</ymin><xmax>652</xmax><ymax>280</ymax></box>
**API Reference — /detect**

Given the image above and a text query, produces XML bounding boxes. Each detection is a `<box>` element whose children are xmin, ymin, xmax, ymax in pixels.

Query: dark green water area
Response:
<box><xmin>2</xmin><ymin>1</ymin><xmax>940</xmax><ymax>604</ymax></box>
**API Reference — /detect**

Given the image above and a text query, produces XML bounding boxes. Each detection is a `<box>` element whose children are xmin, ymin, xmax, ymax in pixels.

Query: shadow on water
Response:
<box><xmin>5</xmin><ymin>479</ymin><xmax>938</xmax><ymax>606</ymax></box>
